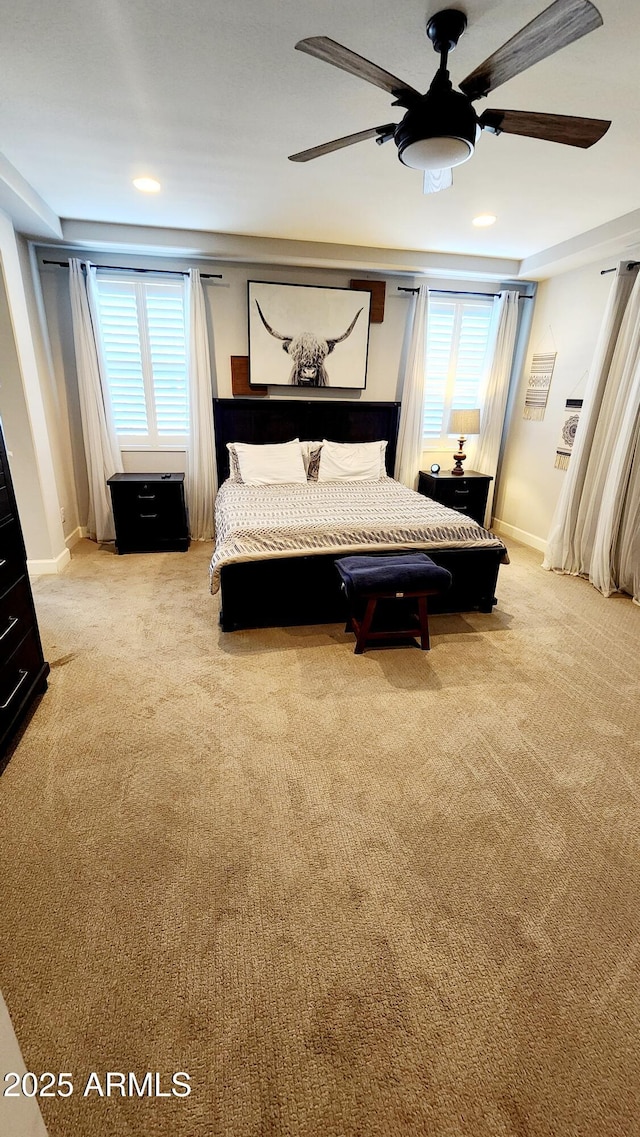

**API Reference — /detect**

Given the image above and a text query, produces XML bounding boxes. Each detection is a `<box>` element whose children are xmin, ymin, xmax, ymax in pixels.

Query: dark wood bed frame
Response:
<box><xmin>213</xmin><ymin>398</ymin><xmax>505</xmax><ymax>631</ymax></box>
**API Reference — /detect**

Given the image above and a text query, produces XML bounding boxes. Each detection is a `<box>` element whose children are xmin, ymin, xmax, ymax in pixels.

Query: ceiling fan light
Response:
<box><xmin>400</xmin><ymin>135</ymin><xmax>473</xmax><ymax>171</ymax></box>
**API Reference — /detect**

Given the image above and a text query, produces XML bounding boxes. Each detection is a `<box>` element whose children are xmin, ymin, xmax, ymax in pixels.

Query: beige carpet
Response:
<box><xmin>1</xmin><ymin>538</ymin><xmax>639</xmax><ymax>1137</ymax></box>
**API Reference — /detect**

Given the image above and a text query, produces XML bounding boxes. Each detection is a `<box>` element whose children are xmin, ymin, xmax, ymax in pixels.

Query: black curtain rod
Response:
<box><xmin>600</xmin><ymin>260</ymin><xmax>640</xmax><ymax>276</ymax></box>
<box><xmin>397</xmin><ymin>286</ymin><xmax>531</xmax><ymax>300</ymax></box>
<box><xmin>42</xmin><ymin>259</ymin><xmax>222</xmax><ymax>279</ymax></box>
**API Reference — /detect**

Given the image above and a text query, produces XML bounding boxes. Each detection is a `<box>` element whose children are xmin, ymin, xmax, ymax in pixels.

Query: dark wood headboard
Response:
<box><xmin>213</xmin><ymin>398</ymin><xmax>401</xmax><ymax>484</ymax></box>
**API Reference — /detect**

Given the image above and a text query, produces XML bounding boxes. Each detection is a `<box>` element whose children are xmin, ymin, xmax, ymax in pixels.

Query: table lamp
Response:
<box><xmin>448</xmin><ymin>408</ymin><xmax>480</xmax><ymax>476</ymax></box>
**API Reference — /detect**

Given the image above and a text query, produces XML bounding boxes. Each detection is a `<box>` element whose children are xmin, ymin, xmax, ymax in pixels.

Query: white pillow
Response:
<box><xmin>230</xmin><ymin>439</ymin><xmax>307</xmax><ymax>486</ymax></box>
<box><xmin>317</xmin><ymin>440</ymin><xmax>388</xmax><ymax>482</ymax></box>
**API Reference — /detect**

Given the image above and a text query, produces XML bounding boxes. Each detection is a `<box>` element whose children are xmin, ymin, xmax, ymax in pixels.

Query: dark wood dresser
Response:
<box><xmin>0</xmin><ymin>422</ymin><xmax>49</xmax><ymax>757</ymax></box>
<box><xmin>107</xmin><ymin>473</ymin><xmax>190</xmax><ymax>554</ymax></box>
<box><xmin>418</xmin><ymin>469</ymin><xmax>493</xmax><ymax>527</ymax></box>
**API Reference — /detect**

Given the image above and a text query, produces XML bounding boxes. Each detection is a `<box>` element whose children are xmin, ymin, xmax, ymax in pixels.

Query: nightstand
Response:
<box><xmin>418</xmin><ymin>469</ymin><xmax>493</xmax><ymax>527</ymax></box>
<box><xmin>107</xmin><ymin>473</ymin><xmax>190</xmax><ymax>554</ymax></box>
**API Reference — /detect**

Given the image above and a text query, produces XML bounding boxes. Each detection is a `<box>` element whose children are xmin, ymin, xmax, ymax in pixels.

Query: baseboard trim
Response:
<box><xmin>65</xmin><ymin>526</ymin><xmax>86</xmax><ymax>550</ymax></box>
<box><xmin>27</xmin><ymin>547</ymin><xmax>72</xmax><ymax>576</ymax></box>
<box><xmin>0</xmin><ymin>991</ymin><xmax>50</xmax><ymax>1136</ymax></box>
<box><xmin>492</xmin><ymin>519</ymin><xmax>547</xmax><ymax>554</ymax></box>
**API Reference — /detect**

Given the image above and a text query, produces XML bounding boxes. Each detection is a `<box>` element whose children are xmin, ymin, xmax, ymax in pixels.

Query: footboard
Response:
<box><xmin>218</xmin><ymin>547</ymin><xmax>504</xmax><ymax>631</ymax></box>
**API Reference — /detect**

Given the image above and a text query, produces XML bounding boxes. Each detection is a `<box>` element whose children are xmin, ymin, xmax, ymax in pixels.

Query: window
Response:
<box><xmin>94</xmin><ymin>275</ymin><xmax>189</xmax><ymax>447</ymax></box>
<box><xmin>423</xmin><ymin>296</ymin><xmax>494</xmax><ymax>445</ymax></box>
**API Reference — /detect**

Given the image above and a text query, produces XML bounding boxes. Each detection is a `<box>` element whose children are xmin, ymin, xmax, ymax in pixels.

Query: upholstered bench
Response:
<box><xmin>335</xmin><ymin>553</ymin><xmax>453</xmax><ymax>654</ymax></box>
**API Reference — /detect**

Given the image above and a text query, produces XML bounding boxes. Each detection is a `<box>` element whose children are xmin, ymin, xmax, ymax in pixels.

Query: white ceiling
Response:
<box><xmin>0</xmin><ymin>0</ymin><xmax>638</xmax><ymax>267</ymax></box>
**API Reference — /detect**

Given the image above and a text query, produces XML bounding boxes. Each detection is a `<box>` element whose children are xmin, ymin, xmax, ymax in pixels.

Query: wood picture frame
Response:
<box><xmin>248</xmin><ymin>281</ymin><xmax>371</xmax><ymax>390</ymax></box>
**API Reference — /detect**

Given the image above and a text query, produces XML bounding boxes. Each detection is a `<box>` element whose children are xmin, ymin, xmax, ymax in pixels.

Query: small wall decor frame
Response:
<box><xmin>248</xmin><ymin>281</ymin><xmax>371</xmax><ymax>389</ymax></box>
<box><xmin>523</xmin><ymin>351</ymin><xmax>557</xmax><ymax>420</ymax></box>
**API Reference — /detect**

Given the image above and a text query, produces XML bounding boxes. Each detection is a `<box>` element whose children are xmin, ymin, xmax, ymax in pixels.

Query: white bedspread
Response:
<box><xmin>209</xmin><ymin>477</ymin><xmax>508</xmax><ymax>593</ymax></box>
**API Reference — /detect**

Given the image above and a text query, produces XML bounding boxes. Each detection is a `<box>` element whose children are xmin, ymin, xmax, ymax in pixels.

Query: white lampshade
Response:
<box><xmin>448</xmin><ymin>408</ymin><xmax>481</xmax><ymax>437</ymax></box>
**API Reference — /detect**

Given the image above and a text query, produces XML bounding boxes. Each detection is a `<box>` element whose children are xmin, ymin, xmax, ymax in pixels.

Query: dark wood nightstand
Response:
<box><xmin>107</xmin><ymin>473</ymin><xmax>190</xmax><ymax>554</ymax></box>
<box><xmin>418</xmin><ymin>469</ymin><xmax>493</xmax><ymax>527</ymax></box>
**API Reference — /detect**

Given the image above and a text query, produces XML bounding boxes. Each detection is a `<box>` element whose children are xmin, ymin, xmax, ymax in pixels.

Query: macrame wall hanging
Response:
<box><xmin>555</xmin><ymin>398</ymin><xmax>583</xmax><ymax>469</ymax></box>
<box><xmin>523</xmin><ymin>351</ymin><xmax>557</xmax><ymax>420</ymax></box>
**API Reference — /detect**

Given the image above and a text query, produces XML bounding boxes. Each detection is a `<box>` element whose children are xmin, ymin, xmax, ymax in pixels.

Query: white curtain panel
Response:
<box><xmin>186</xmin><ymin>268</ymin><xmax>217</xmax><ymax>540</ymax></box>
<box><xmin>587</xmin><ymin>272</ymin><xmax>640</xmax><ymax>599</ymax></box>
<box><xmin>544</xmin><ymin>264</ymin><xmax>639</xmax><ymax>587</ymax></box>
<box><xmin>68</xmin><ymin>259</ymin><xmax>123</xmax><ymax>542</ymax></box>
<box><xmin>395</xmin><ymin>284</ymin><xmax>429</xmax><ymax>489</ymax></box>
<box><xmin>473</xmin><ymin>290</ymin><xmax>519</xmax><ymax>526</ymax></box>
<box><xmin>616</xmin><ymin>436</ymin><xmax>640</xmax><ymax>605</ymax></box>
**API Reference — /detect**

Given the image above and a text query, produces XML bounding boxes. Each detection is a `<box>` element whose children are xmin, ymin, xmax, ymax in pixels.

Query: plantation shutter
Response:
<box><xmin>423</xmin><ymin>298</ymin><xmax>494</xmax><ymax>441</ymax></box>
<box><xmin>145</xmin><ymin>284</ymin><xmax>189</xmax><ymax>437</ymax></box>
<box><xmin>95</xmin><ymin>275</ymin><xmax>189</xmax><ymax>444</ymax></box>
<box><xmin>95</xmin><ymin>280</ymin><xmax>148</xmax><ymax>436</ymax></box>
<box><xmin>423</xmin><ymin>302</ymin><xmax>455</xmax><ymax>438</ymax></box>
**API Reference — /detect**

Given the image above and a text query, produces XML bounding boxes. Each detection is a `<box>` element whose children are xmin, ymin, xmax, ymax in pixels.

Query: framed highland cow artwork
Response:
<box><xmin>248</xmin><ymin>281</ymin><xmax>370</xmax><ymax>389</ymax></box>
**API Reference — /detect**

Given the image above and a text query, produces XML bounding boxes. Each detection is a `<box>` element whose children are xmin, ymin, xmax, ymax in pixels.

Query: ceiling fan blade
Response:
<box><xmin>459</xmin><ymin>0</ymin><xmax>604</xmax><ymax>100</ymax></box>
<box><xmin>423</xmin><ymin>168</ymin><xmax>453</xmax><ymax>194</ymax></box>
<box><xmin>295</xmin><ymin>37</ymin><xmax>421</xmax><ymax>105</ymax></box>
<box><xmin>480</xmin><ymin>109</ymin><xmax>611</xmax><ymax>148</ymax></box>
<box><xmin>289</xmin><ymin>124</ymin><xmax>397</xmax><ymax>163</ymax></box>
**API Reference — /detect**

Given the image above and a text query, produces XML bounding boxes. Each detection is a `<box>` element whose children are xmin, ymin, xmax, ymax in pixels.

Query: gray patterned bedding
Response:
<box><xmin>209</xmin><ymin>477</ymin><xmax>508</xmax><ymax>593</ymax></box>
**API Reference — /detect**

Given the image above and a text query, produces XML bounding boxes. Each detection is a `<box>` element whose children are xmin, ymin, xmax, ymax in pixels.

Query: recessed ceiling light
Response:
<box><xmin>472</xmin><ymin>213</ymin><xmax>497</xmax><ymax>227</ymax></box>
<box><xmin>133</xmin><ymin>177</ymin><xmax>161</xmax><ymax>193</ymax></box>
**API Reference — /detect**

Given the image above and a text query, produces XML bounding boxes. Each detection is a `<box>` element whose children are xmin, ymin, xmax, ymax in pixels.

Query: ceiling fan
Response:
<box><xmin>288</xmin><ymin>0</ymin><xmax>611</xmax><ymax>193</ymax></box>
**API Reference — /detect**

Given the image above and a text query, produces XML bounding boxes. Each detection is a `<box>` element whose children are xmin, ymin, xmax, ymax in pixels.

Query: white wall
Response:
<box><xmin>494</xmin><ymin>260</ymin><xmax>614</xmax><ymax>550</ymax></box>
<box><xmin>0</xmin><ymin>211</ymin><xmax>68</xmax><ymax>571</ymax></box>
<box><xmin>0</xmin><ymin>262</ymin><xmax>49</xmax><ymax>554</ymax></box>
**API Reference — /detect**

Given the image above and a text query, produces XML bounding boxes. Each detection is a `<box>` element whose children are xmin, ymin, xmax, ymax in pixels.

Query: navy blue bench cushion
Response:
<box><xmin>335</xmin><ymin>553</ymin><xmax>452</xmax><ymax>597</ymax></box>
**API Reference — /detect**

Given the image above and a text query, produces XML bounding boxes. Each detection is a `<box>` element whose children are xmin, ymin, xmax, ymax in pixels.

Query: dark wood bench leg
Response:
<box><xmin>417</xmin><ymin>595</ymin><xmax>430</xmax><ymax>651</ymax></box>
<box><xmin>354</xmin><ymin>596</ymin><xmax>377</xmax><ymax>654</ymax></box>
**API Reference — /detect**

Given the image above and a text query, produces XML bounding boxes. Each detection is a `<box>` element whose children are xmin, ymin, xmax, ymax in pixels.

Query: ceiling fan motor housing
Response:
<box><xmin>395</xmin><ymin>87</ymin><xmax>478</xmax><ymax>170</ymax></box>
<box><xmin>426</xmin><ymin>9</ymin><xmax>468</xmax><ymax>54</ymax></box>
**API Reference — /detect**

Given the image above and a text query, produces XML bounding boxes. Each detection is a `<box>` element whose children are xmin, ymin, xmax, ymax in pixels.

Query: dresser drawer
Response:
<box><xmin>0</xmin><ymin>576</ymin><xmax>34</xmax><ymax>667</ymax></box>
<box><xmin>0</xmin><ymin>520</ymin><xmax>27</xmax><ymax>595</ymax></box>
<box><xmin>128</xmin><ymin>481</ymin><xmax>169</xmax><ymax>506</ymax></box>
<box><xmin>0</xmin><ymin>629</ymin><xmax>46</xmax><ymax>738</ymax></box>
<box><xmin>449</xmin><ymin>485</ymin><xmax>483</xmax><ymax>511</ymax></box>
<box><xmin>0</xmin><ymin>483</ymin><xmax>11</xmax><ymax>524</ymax></box>
<box><xmin>0</xmin><ymin>422</ymin><xmax>49</xmax><ymax>758</ymax></box>
<box><xmin>135</xmin><ymin>482</ymin><xmax>183</xmax><ymax>522</ymax></box>
<box><xmin>113</xmin><ymin>482</ymin><xmax>184</xmax><ymax>521</ymax></box>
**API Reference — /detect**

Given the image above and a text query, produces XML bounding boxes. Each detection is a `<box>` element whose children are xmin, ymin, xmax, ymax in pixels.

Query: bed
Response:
<box><xmin>211</xmin><ymin>398</ymin><xmax>508</xmax><ymax>631</ymax></box>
